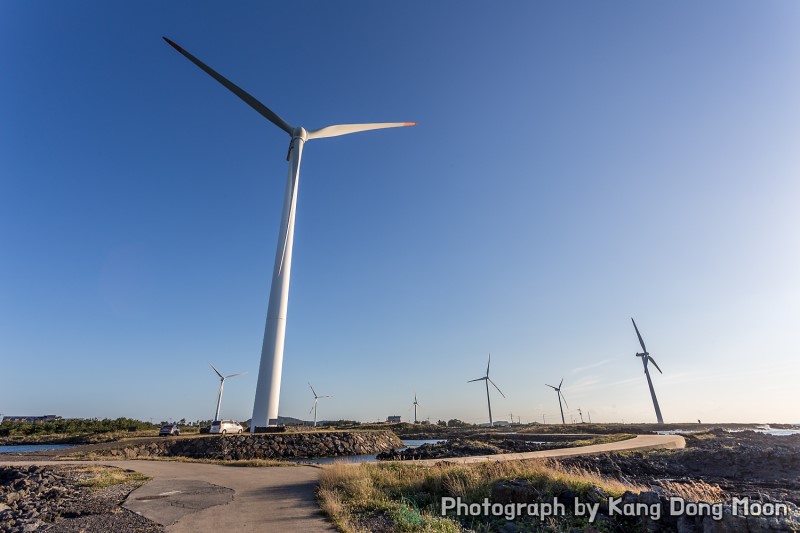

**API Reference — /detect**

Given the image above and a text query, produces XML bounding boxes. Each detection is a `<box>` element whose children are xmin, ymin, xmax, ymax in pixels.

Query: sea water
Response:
<box><xmin>0</xmin><ymin>444</ymin><xmax>74</xmax><ymax>454</ymax></box>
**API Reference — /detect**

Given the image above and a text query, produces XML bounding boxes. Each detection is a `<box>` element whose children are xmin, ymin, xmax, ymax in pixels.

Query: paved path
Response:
<box><xmin>1</xmin><ymin>434</ymin><xmax>683</xmax><ymax>532</ymax></box>
<box><xmin>411</xmin><ymin>434</ymin><xmax>686</xmax><ymax>465</ymax></box>
<box><xmin>112</xmin><ymin>461</ymin><xmax>336</xmax><ymax>532</ymax></box>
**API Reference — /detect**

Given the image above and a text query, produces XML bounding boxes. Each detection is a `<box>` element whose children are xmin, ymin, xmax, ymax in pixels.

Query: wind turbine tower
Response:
<box><xmin>631</xmin><ymin>318</ymin><xmax>665</xmax><ymax>424</ymax></box>
<box><xmin>468</xmin><ymin>354</ymin><xmax>505</xmax><ymax>426</ymax></box>
<box><xmin>163</xmin><ymin>38</ymin><xmax>415</xmax><ymax>430</ymax></box>
<box><xmin>209</xmin><ymin>364</ymin><xmax>244</xmax><ymax>422</ymax></box>
<box><xmin>308</xmin><ymin>383</ymin><xmax>331</xmax><ymax>428</ymax></box>
<box><xmin>545</xmin><ymin>378</ymin><xmax>568</xmax><ymax>424</ymax></box>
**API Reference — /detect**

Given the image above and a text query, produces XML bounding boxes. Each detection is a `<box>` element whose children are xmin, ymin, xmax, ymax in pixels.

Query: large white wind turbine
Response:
<box><xmin>163</xmin><ymin>38</ymin><xmax>415</xmax><ymax>430</ymax></box>
<box><xmin>545</xmin><ymin>378</ymin><xmax>568</xmax><ymax>425</ymax></box>
<box><xmin>631</xmin><ymin>318</ymin><xmax>665</xmax><ymax>424</ymax></box>
<box><xmin>468</xmin><ymin>354</ymin><xmax>505</xmax><ymax>426</ymax></box>
<box><xmin>308</xmin><ymin>383</ymin><xmax>331</xmax><ymax>428</ymax></box>
<box><xmin>210</xmin><ymin>364</ymin><xmax>244</xmax><ymax>422</ymax></box>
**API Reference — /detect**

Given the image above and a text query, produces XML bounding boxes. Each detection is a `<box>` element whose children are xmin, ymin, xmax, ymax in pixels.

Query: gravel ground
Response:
<box><xmin>0</xmin><ymin>464</ymin><xmax>164</xmax><ymax>533</ymax></box>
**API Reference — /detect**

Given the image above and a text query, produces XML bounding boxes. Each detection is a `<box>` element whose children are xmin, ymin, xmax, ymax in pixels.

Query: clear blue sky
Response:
<box><xmin>2</xmin><ymin>2</ymin><xmax>798</xmax><ymax>425</ymax></box>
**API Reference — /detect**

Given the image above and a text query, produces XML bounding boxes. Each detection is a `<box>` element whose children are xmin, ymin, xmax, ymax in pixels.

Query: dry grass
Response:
<box><xmin>69</xmin><ymin>465</ymin><xmax>149</xmax><ymax>491</ymax></box>
<box><xmin>318</xmin><ymin>458</ymin><xmax>645</xmax><ymax>532</ymax></box>
<box><xmin>659</xmin><ymin>479</ymin><xmax>726</xmax><ymax>503</ymax></box>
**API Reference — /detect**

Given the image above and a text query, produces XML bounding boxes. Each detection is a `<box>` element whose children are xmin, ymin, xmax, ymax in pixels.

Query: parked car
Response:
<box><xmin>209</xmin><ymin>420</ymin><xmax>243</xmax><ymax>435</ymax></box>
<box><xmin>159</xmin><ymin>423</ymin><xmax>180</xmax><ymax>436</ymax></box>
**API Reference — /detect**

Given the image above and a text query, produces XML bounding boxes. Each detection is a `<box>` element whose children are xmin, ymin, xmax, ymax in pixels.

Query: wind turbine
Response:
<box><xmin>631</xmin><ymin>318</ymin><xmax>665</xmax><ymax>424</ymax></box>
<box><xmin>468</xmin><ymin>354</ymin><xmax>505</xmax><ymax>426</ymax></box>
<box><xmin>308</xmin><ymin>383</ymin><xmax>331</xmax><ymax>428</ymax></box>
<box><xmin>411</xmin><ymin>393</ymin><xmax>420</xmax><ymax>424</ymax></box>
<box><xmin>545</xmin><ymin>378</ymin><xmax>568</xmax><ymax>424</ymax></box>
<box><xmin>578</xmin><ymin>408</ymin><xmax>584</xmax><ymax>423</ymax></box>
<box><xmin>163</xmin><ymin>38</ymin><xmax>415</xmax><ymax>430</ymax></box>
<box><xmin>210</xmin><ymin>364</ymin><xmax>244</xmax><ymax>422</ymax></box>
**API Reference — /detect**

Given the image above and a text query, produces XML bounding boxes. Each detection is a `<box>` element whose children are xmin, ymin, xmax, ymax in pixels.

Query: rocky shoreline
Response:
<box><xmin>560</xmin><ymin>429</ymin><xmax>800</xmax><ymax>505</ymax></box>
<box><xmin>377</xmin><ymin>433</ymin><xmax>630</xmax><ymax>460</ymax></box>
<box><xmin>0</xmin><ymin>464</ymin><xmax>163</xmax><ymax>533</ymax></box>
<box><xmin>378</xmin><ymin>436</ymin><xmax>574</xmax><ymax>460</ymax></box>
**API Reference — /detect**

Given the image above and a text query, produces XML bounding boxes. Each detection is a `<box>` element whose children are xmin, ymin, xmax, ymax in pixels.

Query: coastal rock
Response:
<box><xmin>86</xmin><ymin>430</ymin><xmax>401</xmax><ymax>461</ymax></box>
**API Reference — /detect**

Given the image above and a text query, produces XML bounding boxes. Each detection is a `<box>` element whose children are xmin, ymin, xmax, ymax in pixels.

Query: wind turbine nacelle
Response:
<box><xmin>292</xmin><ymin>127</ymin><xmax>308</xmax><ymax>141</ymax></box>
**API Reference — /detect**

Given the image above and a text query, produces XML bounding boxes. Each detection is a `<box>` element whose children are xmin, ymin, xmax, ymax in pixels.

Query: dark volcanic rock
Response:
<box><xmin>377</xmin><ymin>435</ymin><xmax>566</xmax><ymax>460</ymax></box>
<box><xmin>88</xmin><ymin>430</ymin><xmax>401</xmax><ymax>461</ymax></box>
<box><xmin>0</xmin><ymin>465</ymin><xmax>162</xmax><ymax>533</ymax></box>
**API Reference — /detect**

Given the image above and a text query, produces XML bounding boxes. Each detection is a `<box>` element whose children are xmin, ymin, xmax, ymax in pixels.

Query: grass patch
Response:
<box><xmin>70</xmin><ymin>465</ymin><xmax>149</xmax><ymax>491</ymax></box>
<box><xmin>318</xmin><ymin>459</ymin><xmax>645</xmax><ymax>532</ymax></box>
<box><xmin>691</xmin><ymin>432</ymin><xmax>717</xmax><ymax>440</ymax></box>
<box><xmin>568</xmin><ymin>433</ymin><xmax>636</xmax><ymax>447</ymax></box>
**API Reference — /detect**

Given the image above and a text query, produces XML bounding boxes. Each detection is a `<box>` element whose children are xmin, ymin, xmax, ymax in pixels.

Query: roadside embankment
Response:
<box><xmin>72</xmin><ymin>431</ymin><xmax>401</xmax><ymax>460</ymax></box>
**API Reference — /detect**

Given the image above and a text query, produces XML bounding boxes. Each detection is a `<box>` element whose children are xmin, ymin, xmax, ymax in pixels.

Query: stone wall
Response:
<box><xmin>97</xmin><ymin>431</ymin><xmax>401</xmax><ymax>460</ymax></box>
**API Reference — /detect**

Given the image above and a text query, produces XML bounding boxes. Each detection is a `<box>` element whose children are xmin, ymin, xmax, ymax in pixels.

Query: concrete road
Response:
<box><xmin>103</xmin><ymin>461</ymin><xmax>336</xmax><ymax>532</ymax></box>
<box><xmin>411</xmin><ymin>434</ymin><xmax>686</xmax><ymax>465</ymax></box>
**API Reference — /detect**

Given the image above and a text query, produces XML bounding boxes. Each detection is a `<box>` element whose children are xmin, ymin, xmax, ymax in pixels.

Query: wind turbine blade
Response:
<box><xmin>306</xmin><ymin>122</ymin><xmax>415</xmax><ymax>140</ymax></box>
<box><xmin>308</xmin><ymin>383</ymin><xmax>318</xmax><ymax>398</ymax></box>
<box><xmin>468</xmin><ymin>377</ymin><xmax>487</xmax><ymax>383</ymax></box>
<box><xmin>631</xmin><ymin>318</ymin><xmax>647</xmax><ymax>353</ymax></box>
<box><xmin>486</xmin><ymin>353</ymin><xmax>491</xmax><ymax>377</ymax></box>
<box><xmin>209</xmin><ymin>363</ymin><xmax>223</xmax><ymax>379</ymax></box>
<box><xmin>560</xmin><ymin>391</ymin><xmax>569</xmax><ymax>409</ymax></box>
<box><xmin>162</xmin><ymin>37</ymin><xmax>293</xmax><ymax>134</ymax></box>
<box><xmin>309</xmin><ymin>404</ymin><xmax>316</xmax><ymax>415</ymax></box>
<box><xmin>488</xmin><ymin>378</ymin><xmax>505</xmax><ymax>398</ymax></box>
<box><xmin>224</xmin><ymin>372</ymin><xmax>244</xmax><ymax>379</ymax></box>
<box><xmin>648</xmin><ymin>356</ymin><xmax>663</xmax><ymax>374</ymax></box>
<box><xmin>545</xmin><ymin>384</ymin><xmax>557</xmax><ymax>390</ymax></box>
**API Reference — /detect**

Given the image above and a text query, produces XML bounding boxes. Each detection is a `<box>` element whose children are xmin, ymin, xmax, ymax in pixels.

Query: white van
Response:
<box><xmin>209</xmin><ymin>420</ymin><xmax>244</xmax><ymax>435</ymax></box>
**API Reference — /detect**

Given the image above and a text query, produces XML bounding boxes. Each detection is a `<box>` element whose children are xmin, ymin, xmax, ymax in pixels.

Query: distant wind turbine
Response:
<box><xmin>578</xmin><ymin>408</ymin><xmax>584</xmax><ymax>423</ymax></box>
<box><xmin>631</xmin><ymin>318</ymin><xmax>665</xmax><ymax>423</ymax></box>
<box><xmin>411</xmin><ymin>393</ymin><xmax>420</xmax><ymax>424</ymax></box>
<box><xmin>163</xmin><ymin>38</ymin><xmax>415</xmax><ymax>431</ymax></box>
<box><xmin>468</xmin><ymin>354</ymin><xmax>505</xmax><ymax>426</ymax></box>
<box><xmin>545</xmin><ymin>378</ymin><xmax>568</xmax><ymax>424</ymax></box>
<box><xmin>210</xmin><ymin>364</ymin><xmax>244</xmax><ymax>422</ymax></box>
<box><xmin>308</xmin><ymin>383</ymin><xmax>331</xmax><ymax>428</ymax></box>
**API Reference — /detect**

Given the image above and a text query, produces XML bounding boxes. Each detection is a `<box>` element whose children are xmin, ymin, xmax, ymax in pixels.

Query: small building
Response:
<box><xmin>386</xmin><ymin>415</ymin><xmax>401</xmax><ymax>424</ymax></box>
<box><xmin>2</xmin><ymin>415</ymin><xmax>61</xmax><ymax>424</ymax></box>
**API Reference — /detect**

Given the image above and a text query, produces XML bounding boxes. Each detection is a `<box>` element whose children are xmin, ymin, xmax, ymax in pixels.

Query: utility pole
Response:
<box><xmin>578</xmin><ymin>408</ymin><xmax>584</xmax><ymax>423</ymax></box>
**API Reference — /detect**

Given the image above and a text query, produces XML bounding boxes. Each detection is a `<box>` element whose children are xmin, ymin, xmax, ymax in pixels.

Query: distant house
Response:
<box><xmin>478</xmin><ymin>421</ymin><xmax>510</xmax><ymax>427</ymax></box>
<box><xmin>386</xmin><ymin>415</ymin><xmax>401</xmax><ymax>423</ymax></box>
<box><xmin>2</xmin><ymin>415</ymin><xmax>61</xmax><ymax>424</ymax></box>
